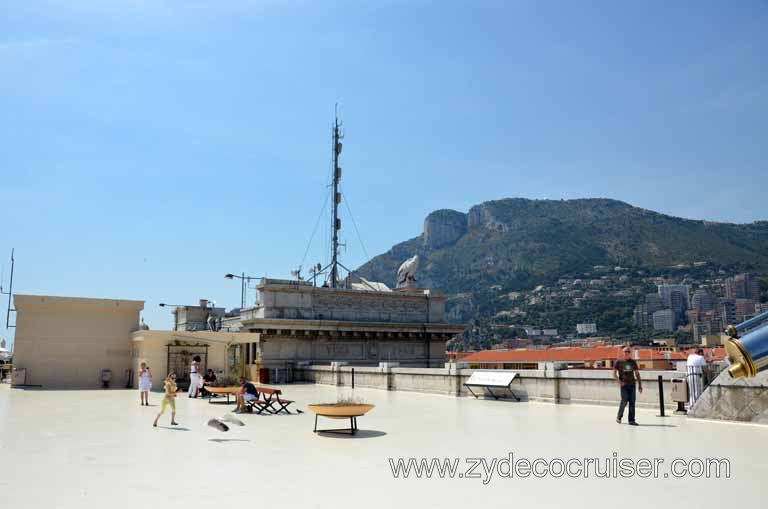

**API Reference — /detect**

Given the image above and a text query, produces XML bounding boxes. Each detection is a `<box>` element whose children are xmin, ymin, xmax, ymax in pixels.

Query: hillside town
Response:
<box><xmin>455</xmin><ymin>265</ymin><xmax>767</xmax><ymax>352</ymax></box>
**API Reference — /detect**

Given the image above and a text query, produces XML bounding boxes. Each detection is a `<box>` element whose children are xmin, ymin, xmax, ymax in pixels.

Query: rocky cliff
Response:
<box><xmin>356</xmin><ymin>198</ymin><xmax>768</xmax><ymax>296</ymax></box>
<box><xmin>423</xmin><ymin>209</ymin><xmax>467</xmax><ymax>250</ymax></box>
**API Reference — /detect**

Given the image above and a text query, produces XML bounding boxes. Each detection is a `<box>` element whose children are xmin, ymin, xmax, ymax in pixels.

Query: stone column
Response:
<box><xmin>331</xmin><ymin>361</ymin><xmax>348</xmax><ymax>386</ymax></box>
<box><xmin>446</xmin><ymin>362</ymin><xmax>463</xmax><ymax>396</ymax></box>
<box><xmin>380</xmin><ymin>362</ymin><xmax>398</xmax><ymax>391</ymax></box>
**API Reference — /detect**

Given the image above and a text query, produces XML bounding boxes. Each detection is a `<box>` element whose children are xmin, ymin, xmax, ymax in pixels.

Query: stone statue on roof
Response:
<box><xmin>396</xmin><ymin>255</ymin><xmax>419</xmax><ymax>289</ymax></box>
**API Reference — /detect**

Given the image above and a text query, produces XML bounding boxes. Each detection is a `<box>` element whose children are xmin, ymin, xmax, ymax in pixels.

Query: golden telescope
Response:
<box><xmin>725</xmin><ymin>310</ymin><xmax>768</xmax><ymax>379</ymax></box>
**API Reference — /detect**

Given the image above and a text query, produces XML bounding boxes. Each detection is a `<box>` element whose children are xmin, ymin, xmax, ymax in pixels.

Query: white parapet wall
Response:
<box><xmin>688</xmin><ymin>369</ymin><xmax>768</xmax><ymax>424</ymax></box>
<box><xmin>295</xmin><ymin>364</ymin><xmax>683</xmax><ymax>409</ymax></box>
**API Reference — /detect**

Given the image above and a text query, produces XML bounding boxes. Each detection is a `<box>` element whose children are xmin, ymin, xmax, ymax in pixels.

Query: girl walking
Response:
<box><xmin>153</xmin><ymin>373</ymin><xmax>179</xmax><ymax>427</ymax></box>
<box><xmin>138</xmin><ymin>362</ymin><xmax>152</xmax><ymax>406</ymax></box>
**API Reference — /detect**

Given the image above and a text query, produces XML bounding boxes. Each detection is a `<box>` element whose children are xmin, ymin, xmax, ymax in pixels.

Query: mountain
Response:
<box><xmin>355</xmin><ymin>197</ymin><xmax>768</xmax><ymax>297</ymax></box>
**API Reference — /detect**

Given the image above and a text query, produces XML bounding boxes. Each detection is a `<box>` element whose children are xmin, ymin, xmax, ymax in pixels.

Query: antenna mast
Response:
<box><xmin>0</xmin><ymin>248</ymin><xmax>15</xmax><ymax>328</ymax></box>
<box><xmin>329</xmin><ymin>106</ymin><xmax>343</xmax><ymax>288</ymax></box>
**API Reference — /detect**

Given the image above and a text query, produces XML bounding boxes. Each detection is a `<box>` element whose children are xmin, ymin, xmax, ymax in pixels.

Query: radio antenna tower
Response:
<box><xmin>328</xmin><ymin>104</ymin><xmax>343</xmax><ymax>288</ymax></box>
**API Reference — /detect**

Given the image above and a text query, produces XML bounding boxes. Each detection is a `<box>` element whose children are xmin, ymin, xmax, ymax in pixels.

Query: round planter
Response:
<box><xmin>307</xmin><ymin>403</ymin><xmax>375</xmax><ymax>418</ymax></box>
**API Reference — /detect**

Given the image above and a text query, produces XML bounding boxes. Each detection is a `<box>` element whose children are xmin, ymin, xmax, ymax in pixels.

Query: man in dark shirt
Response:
<box><xmin>200</xmin><ymin>369</ymin><xmax>217</xmax><ymax>398</ymax></box>
<box><xmin>235</xmin><ymin>376</ymin><xmax>259</xmax><ymax>413</ymax></box>
<box><xmin>614</xmin><ymin>347</ymin><xmax>643</xmax><ymax>425</ymax></box>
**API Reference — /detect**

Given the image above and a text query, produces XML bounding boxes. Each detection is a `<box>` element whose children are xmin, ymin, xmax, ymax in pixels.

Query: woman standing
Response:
<box><xmin>153</xmin><ymin>373</ymin><xmax>179</xmax><ymax>427</ymax></box>
<box><xmin>138</xmin><ymin>362</ymin><xmax>152</xmax><ymax>406</ymax></box>
<box><xmin>188</xmin><ymin>356</ymin><xmax>201</xmax><ymax>398</ymax></box>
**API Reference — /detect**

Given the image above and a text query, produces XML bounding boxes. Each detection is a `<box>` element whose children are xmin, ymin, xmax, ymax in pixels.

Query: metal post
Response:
<box><xmin>657</xmin><ymin>375</ymin><xmax>666</xmax><ymax>417</ymax></box>
<box><xmin>4</xmin><ymin>248</ymin><xmax>15</xmax><ymax>328</ymax></box>
<box><xmin>351</xmin><ymin>367</ymin><xmax>355</xmax><ymax>389</ymax></box>
<box><xmin>241</xmin><ymin>272</ymin><xmax>246</xmax><ymax>309</ymax></box>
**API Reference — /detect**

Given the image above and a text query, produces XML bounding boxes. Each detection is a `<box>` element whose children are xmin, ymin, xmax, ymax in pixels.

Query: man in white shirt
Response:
<box><xmin>686</xmin><ymin>348</ymin><xmax>706</xmax><ymax>409</ymax></box>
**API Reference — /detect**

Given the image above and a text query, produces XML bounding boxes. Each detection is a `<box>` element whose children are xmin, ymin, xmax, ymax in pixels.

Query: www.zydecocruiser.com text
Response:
<box><xmin>389</xmin><ymin>453</ymin><xmax>730</xmax><ymax>483</ymax></box>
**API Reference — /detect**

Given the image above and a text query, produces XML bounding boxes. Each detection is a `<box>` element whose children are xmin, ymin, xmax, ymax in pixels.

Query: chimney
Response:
<box><xmin>199</xmin><ymin>299</ymin><xmax>208</xmax><ymax>308</ymax></box>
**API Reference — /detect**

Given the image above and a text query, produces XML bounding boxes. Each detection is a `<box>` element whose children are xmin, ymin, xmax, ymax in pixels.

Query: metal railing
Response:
<box><xmin>686</xmin><ymin>363</ymin><xmax>723</xmax><ymax>407</ymax></box>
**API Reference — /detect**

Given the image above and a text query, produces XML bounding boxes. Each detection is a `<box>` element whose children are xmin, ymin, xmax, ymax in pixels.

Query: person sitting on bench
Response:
<box><xmin>234</xmin><ymin>377</ymin><xmax>259</xmax><ymax>413</ymax></box>
<box><xmin>200</xmin><ymin>369</ymin><xmax>217</xmax><ymax>398</ymax></box>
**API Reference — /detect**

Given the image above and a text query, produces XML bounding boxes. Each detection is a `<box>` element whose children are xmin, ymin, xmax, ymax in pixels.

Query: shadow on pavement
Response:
<box><xmin>315</xmin><ymin>429</ymin><xmax>387</xmax><ymax>439</ymax></box>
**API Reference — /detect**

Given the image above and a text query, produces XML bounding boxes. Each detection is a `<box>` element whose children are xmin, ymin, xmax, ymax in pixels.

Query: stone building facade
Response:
<box><xmin>235</xmin><ymin>279</ymin><xmax>465</xmax><ymax>370</ymax></box>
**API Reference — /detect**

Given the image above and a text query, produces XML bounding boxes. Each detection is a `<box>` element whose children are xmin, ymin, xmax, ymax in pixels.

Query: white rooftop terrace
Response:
<box><xmin>0</xmin><ymin>383</ymin><xmax>765</xmax><ymax>509</ymax></box>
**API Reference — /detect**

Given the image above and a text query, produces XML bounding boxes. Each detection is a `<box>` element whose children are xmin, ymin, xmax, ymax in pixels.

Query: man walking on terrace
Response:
<box><xmin>614</xmin><ymin>346</ymin><xmax>643</xmax><ymax>426</ymax></box>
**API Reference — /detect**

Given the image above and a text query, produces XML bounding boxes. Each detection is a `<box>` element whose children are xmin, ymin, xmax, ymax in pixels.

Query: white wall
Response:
<box><xmin>296</xmin><ymin>365</ymin><xmax>684</xmax><ymax>409</ymax></box>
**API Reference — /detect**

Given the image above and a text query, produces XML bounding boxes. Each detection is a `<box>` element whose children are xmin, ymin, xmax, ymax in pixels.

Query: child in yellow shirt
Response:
<box><xmin>153</xmin><ymin>373</ymin><xmax>179</xmax><ymax>427</ymax></box>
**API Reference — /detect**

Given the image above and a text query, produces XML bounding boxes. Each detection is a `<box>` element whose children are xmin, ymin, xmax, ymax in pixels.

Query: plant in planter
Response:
<box><xmin>308</xmin><ymin>396</ymin><xmax>375</xmax><ymax>416</ymax></box>
<box><xmin>308</xmin><ymin>396</ymin><xmax>375</xmax><ymax>434</ymax></box>
<box><xmin>312</xmin><ymin>396</ymin><xmax>369</xmax><ymax>407</ymax></box>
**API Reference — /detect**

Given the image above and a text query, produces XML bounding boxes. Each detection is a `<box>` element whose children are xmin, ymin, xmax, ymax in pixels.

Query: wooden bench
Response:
<box><xmin>245</xmin><ymin>386</ymin><xmax>294</xmax><ymax>414</ymax></box>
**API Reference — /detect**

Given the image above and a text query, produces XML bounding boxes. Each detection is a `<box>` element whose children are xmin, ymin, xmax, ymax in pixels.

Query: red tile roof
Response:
<box><xmin>461</xmin><ymin>346</ymin><xmax>725</xmax><ymax>364</ymax></box>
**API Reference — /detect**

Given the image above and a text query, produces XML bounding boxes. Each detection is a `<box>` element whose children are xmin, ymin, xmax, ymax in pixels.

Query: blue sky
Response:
<box><xmin>1</xmin><ymin>0</ymin><xmax>766</xmax><ymax>344</ymax></box>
